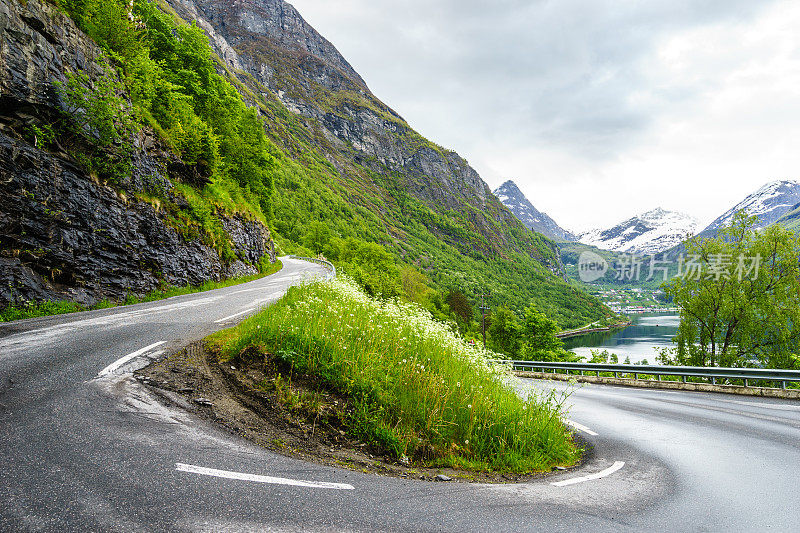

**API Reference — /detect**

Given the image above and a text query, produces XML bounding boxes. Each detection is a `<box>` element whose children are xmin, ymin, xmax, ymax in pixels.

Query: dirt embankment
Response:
<box><xmin>136</xmin><ymin>342</ymin><xmax>577</xmax><ymax>483</ymax></box>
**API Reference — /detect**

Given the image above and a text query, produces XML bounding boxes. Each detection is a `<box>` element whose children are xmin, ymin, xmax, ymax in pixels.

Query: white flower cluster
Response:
<box><xmin>310</xmin><ymin>276</ymin><xmax>512</xmax><ymax>381</ymax></box>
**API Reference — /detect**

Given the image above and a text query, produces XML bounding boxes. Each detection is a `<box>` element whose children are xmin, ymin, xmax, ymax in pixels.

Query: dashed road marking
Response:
<box><xmin>1</xmin><ymin>297</ymin><xmax>220</xmax><ymax>354</ymax></box>
<box><xmin>98</xmin><ymin>341</ymin><xmax>166</xmax><ymax>377</ymax></box>
<box><xmin>565</xmin><ymin>419</ymin><xmax>599</xmax><ymax>436</ymax></box>
<box><xmin>551</xmin><ymin>461</ymin><xmax>625</xmax><ymax>487</ymax></box>
<box><xmin>175</xmin><ymin>463</ymin><xmax>355</xmax><ymax>490</ymax></box>
<box><xmin>214</xmin><ymin>308</ymin><xmax>255</xmax><ymax>324</ymax></box>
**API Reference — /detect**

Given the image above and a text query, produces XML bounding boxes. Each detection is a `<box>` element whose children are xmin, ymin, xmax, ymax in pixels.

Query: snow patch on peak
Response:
<box><xmin>493</xmin><ymin>180</ymin><xmax>577</xmax><ymax>242</ymax></box>
<box><xmin>579</xmin><ymin>208</ymin><xmax>698</xmax><ymax>255</ymax></box>
<box><xmin>701</xmin><ymin>179</ymin><xmax>800</xmax><ymax>235</ymax></box>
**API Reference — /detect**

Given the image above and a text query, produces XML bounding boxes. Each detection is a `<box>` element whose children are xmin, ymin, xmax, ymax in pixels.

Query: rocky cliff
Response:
<box><xmin>0</xmin><ymin>0</ymin><xmax>274</xmax><ymax>308</ymax></box>
<box><xmin>493</xmin><ymin>180</ymin><xmax>577</xmax><ymax>242</ymax></box>
<box><xmin>163</xmin><ymin>0</ymin><xmax>526</xmax><ymax>252</ymax></box>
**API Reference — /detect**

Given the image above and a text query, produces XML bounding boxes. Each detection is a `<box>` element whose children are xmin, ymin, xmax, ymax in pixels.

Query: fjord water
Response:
<box><xmin>563</xmin><ymin>313</ymin><xmax>680</xmax><ymax>362</ymax></box>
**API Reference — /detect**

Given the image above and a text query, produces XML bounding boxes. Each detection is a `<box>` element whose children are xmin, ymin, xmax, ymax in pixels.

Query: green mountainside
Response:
<box><xmin>18</xmin><ymin>0</ymin><xmax>610</xmax><ymax>329</ymax></box>
<box><xmin>777</xmin><ymin>203</ymin><xmax>800</xmax><ymax>232</ymax></box>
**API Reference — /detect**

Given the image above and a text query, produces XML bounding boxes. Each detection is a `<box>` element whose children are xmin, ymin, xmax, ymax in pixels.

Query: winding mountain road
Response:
<box><xmin>1</xmin><ymin>257</ymin><xmax>798</xmax><ymax>532</ymax></box>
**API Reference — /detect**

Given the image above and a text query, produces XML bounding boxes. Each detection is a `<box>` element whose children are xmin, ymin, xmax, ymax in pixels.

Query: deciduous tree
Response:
<box><xmin>664</xmin><ymin>212</ymin><xmax>800</xmax><ymax>368</ymax></box>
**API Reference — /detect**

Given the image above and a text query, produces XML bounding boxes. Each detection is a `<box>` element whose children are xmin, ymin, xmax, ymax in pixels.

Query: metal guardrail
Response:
<box><xmin>499</xmin><ymin>360</ymin><xmax>800</xmax><ymax>390</ymax></box>
<box><xmin>289</xmin><ymin>255</ymin><xmax>336</xmax><ymax>278</ymax></box>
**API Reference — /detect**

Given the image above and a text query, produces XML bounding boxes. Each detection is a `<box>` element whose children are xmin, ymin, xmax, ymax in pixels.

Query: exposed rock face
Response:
<box><xmin>494</xmin><ymin>180</ymin><xmax>577</xmax><ymax>242</ymax></box>
<box><xmin>0</xmin><ymin>0</ymin><xmax>274</xmax><ymax>308</ymax></box>
<box><xmin>164</xmin><ymin>0</ymin><xmax>523</xmax><ymax>245</ymax></box>
<box><xmin>0</xmin><ymin>0</ymin><xmax>105</xmax><ymax>136</ymax></box>
<box><xmin>579</xmin><ymin>208</ymin><xmax>698</xmax><ymax>255</ymax></box>
<box><xmin>173</xmin><ymin>0</ymin><xmax>367</xmax><ymax>89</ymax></box>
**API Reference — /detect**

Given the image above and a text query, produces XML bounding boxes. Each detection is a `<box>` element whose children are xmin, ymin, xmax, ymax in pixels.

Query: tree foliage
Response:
<box><xmin>520</xmin><ymin>306</ymin><xmax>564</xmax><ymax>360</ymax></box>
<box><xmin>663</xmin><ymin>211</ymin><xmax>800</xmax><ymax>368</ymax></box>
<box><xmin>445</xmin><ymin>290</ymin><xmax>473</xmax><ymax>324</ymax></box>
<box><xmin>57</xmin><ymin>0</ymin><xmax>274</xmax><ymax>216</ymax></box>
<box><xmin>487</xmin><ymin>307</ymin><xmax>521</xmax><ymax>356</ymax></box>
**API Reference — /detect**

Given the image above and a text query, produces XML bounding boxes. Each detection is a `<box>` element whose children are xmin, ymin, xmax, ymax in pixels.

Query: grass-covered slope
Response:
<box><xmin>156</xmin><ymin>0</ymin><xmax>610</xmax><ymax>328</ymax></box>
<box><xmin>777</xmin><ymin>203</ymin><xmax>800</xmax><ymax>232</ymax></box>
<box><xmin>210</xmin><ymin>277</ymin><xmax>580</xmax><ymax>473</ymax></box>
<box><xmin>41</xmin><ymin>0</ymin><xmax>610</xmax><ymax>330</ymax></box>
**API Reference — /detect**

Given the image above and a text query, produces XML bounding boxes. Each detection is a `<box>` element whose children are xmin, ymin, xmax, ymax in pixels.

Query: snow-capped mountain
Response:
<box><xmin>579</xmin><ymin>208</ymin><xmax>698</xmax><ymax>255</ymax></box>
<box><xmin>699</xmin><ymin>179</ymin><xmax>800</xmax><ymax>236</ymax></box>
<box><xmin>493</xmin><ymin>180</ymin><xmax>577</xmax><ymax>241</ymax></box>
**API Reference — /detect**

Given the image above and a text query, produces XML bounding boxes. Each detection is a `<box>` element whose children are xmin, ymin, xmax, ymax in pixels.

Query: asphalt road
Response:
<box><xmin>1</xmin><ymin>257</ymin><xmax>799</xmax><ymax>532</ymax></box>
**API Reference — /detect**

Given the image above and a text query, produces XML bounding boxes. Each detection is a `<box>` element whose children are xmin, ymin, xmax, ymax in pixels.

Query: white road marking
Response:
<box><xmin>564</xmin><ymin>419</ymin><xmax>599</xmax><ymax>436</ymax></box>
<box><xmin>175</xmin><ymin>463</ymin><xmax>355</xmax><ymax>490</ymax></box>
<box><xmin>0</xmin><ymin>297</ymin><xmax>221</xmax><ymax>354</ymax></box>
<box><xmin>98</xmin><ymin>341</ymin><xmax>166</xmax><ymax>377</ymax></box>
<box><xmin>551</xmin><ymin>461</ymin><xmax>625</xmax><ymax>487</ymax></box>
<box><xmin>214</xmin><ymin>308</ymin><xmax>255</xmax><ymax>324</ymax></box>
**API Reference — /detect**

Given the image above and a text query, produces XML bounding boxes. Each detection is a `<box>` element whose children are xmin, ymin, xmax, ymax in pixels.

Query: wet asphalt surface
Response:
<box><xmin>1</xmin><ymin>257</ymin><xmax>799</xmax><ymax>531</ymax></box>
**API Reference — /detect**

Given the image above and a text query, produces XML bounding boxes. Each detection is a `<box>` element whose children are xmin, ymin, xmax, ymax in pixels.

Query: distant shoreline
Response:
<box><xmin>557</xmin><ymin>321</ymin><xmax>632</xmax><ymax>339</ymax></box>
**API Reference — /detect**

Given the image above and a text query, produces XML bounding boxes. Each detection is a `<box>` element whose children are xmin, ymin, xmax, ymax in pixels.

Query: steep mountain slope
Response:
<box><xmin>579</xmin><ymin>208</ymin><xmax>698</xmax><ymax>255</ymax></box>
<box><xmin>493</xmin><ymin>180</ymin><xmax>577</xmax><ymax>242</ymax></box>
<box><xmin>0</xmin><ymin>0</ymin><xmax>609</xmax><ymax>327</ymax></box>
<box><xmin>162</xmin><ymin>0</ymin><xmax>518</xmax><ymax>239</ymax></box>
<box><xmin>0</xmin><ymin>0</ymin><xmax>275</xmax><ymax>307</ymax></box>
<box><xmin>699</xmin><ymin>180</ymin><xmax>800</xmax><ymax>237</ymax></box>
<box><xmin>154</xmin><ymin>0</ymin><xmax>607</xmax><ymax>325</ymax></box>
<box><xmin>777</xmin><ymin>202</ymin><xmax>800</xmax><ymax>231</ymax></box>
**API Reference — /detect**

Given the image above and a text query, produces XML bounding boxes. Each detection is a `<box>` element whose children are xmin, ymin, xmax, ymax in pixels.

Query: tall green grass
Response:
<box><xmin>214</xmin><ymin>276</ymin><xmax>580</xmax><ymax>473</ymax></box>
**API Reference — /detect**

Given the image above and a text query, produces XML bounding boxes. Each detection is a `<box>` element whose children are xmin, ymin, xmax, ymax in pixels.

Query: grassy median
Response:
<box><xmin>210</xmin><ymin>276</ymin><xmax>579</xmax><ymax>474</ymax></box>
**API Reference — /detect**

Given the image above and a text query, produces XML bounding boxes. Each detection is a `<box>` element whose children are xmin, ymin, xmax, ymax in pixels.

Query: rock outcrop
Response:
<box><xmin>164</xmin><ymin>0</ymin><xmax>524</xmax><ymax>248</ymax></box>
<box><xmin>494</xmin><ymin>180</ymin><xmax>578</xmax><ymax>242</ymax></box>
<box><xmin>0</xmin><ymin>0</ymin><xmax>274</xmax><ymax>308</ymax></box>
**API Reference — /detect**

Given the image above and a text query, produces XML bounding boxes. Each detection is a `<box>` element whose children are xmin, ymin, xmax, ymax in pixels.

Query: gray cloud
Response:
<box><xmin>291</xmin><ymin>0</ymin><xmax>774</xmax><ymax>160</ymax></box>
<box><xmin>288</xmin><ymin>0</ymin><xmax>796</xmax><ymax>229</ymax></box>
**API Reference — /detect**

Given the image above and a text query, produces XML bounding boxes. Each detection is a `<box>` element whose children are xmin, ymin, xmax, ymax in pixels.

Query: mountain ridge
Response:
<box><xmin>493</xmin><ymin>180</ymin><xmax>578</xmax><ymax>242</ymax></box>
<box><xmin>0</xmin><ymin>0</ymin><xmax>609</xmax><ymax>328</ymax></box>
<box><xmin>698</xmin><ymin>179</ymin><xmax>800</xmax><ymax>237</ymax></box>
<box><xmin>579</xmin><ymin>208</ymin><xmax>698</xmax><ymax>255</ymax></box>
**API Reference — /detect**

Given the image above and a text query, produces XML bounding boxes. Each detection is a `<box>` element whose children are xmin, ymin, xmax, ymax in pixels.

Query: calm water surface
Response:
<box><xmin>563</xmin><ymin>313</ymin><xmax>679</xmax><ymax>362</ymax></box>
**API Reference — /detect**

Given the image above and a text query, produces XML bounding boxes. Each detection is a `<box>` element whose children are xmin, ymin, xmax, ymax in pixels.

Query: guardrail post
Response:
<box><xmin>744</xmin><ymin>379</ymin><xmax>749</xmax><ymax>387</ymax></box>
<box><xmin>782</xmin><ymin>381</ymin><xmax>787</xmax><ymax>390</ymax></box>
<box><xmin>682</xmin><ymin>375</ymin><xmax>687</xmax><ymax>383</ymax></box>
<box><xmin>711</xmin><ymin>377</ymin><xmax>716</xmax><ymax>385</ymax></box>
<box><xmin>657</xmin><ymin>374</ymin><xmax>661</xmax><ymax>381</ymax></box>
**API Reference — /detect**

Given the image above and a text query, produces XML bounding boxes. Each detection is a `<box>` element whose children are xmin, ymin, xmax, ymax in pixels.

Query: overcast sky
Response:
<box><xmin>288</xmin><ymin>0</ymin><xmax>800</xmax><ymax>232</ymax></box>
